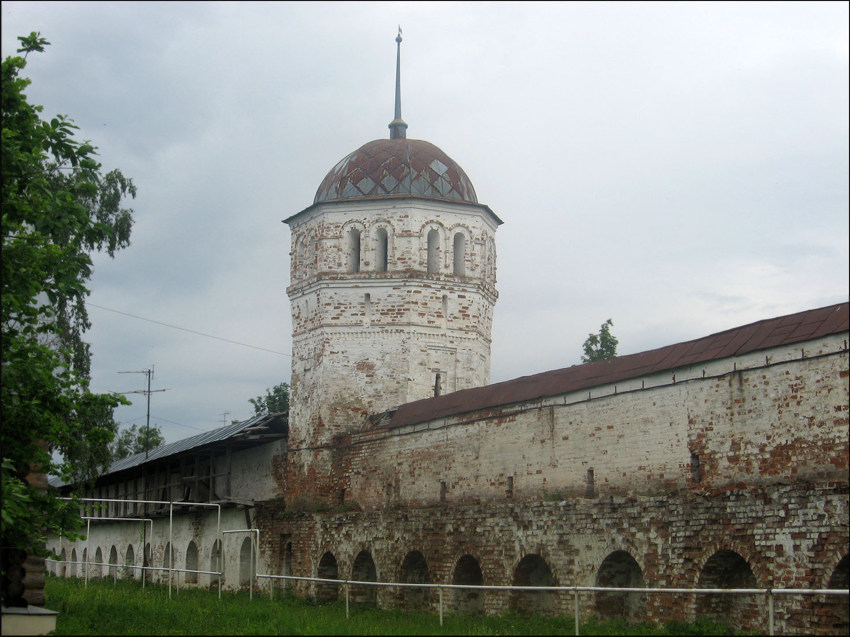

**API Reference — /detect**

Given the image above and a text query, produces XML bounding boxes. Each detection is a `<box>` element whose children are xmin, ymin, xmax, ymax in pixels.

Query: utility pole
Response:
<box><xmin>118</xmin><ymin>367</ymin><xmax>169</xmax><ymax>459</ymax></box>
<box><xmin>219</xmin><ymin>412</ymin><xmax>230</xmax><ymax>427</ymax></box>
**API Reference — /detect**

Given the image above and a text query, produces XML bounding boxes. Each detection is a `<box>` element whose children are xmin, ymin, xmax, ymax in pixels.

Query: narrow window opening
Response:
<box><xmin>385</xmin><ymin>483</ymin><xmax>392</xmax><ymax>507</ymax></box>
<box><xmin>506</xmin><ymin>476</ymin><xmax>514</xmax><ymax>498</ymax></box>
<box><xmin>348</xmin><ymin>229</ymin><xmax>361</xmax><ymax>273</ymax></box>
<box><xmin>364</xmin><ymin>293</ymin><xmax>371</xmax><ymax>325</ymax></box>
<box><xmin>586</xmin><ymin>468</ymin><xmax>595</xmax><ymax>498</ymax></box>
<box><xmin>427</xmin><ymin>229</ymin><xmax>439</xmax><ymax>274</ymax></box>
<box><xmin>375</xmin><ymin>228</ymin><xmax>388</xmax><ymax>272</ymax></box>
<box><xmin>690</xmin><ymin>453</ymin><xmax>701</xmax><ymax>483</ymax></box>
<box><xmin>434</xmin><ymin>372</ymin><xmax>442</xmax><ymax>397</ymax></box>
<box><xmin>453</xmin><ymin>233</ymin><xmax>466</xmax><ymax>276</ymax></box>
<box><xmin>440</xmin><ymin>480</ymin><xmax>447</xmax><ymax>502</ymax></box>
<box><xmin>442</xmin><ymin>294</ymin><xmax>448</xmax><ymax>329</ymax></box>
<box><xmin>338</xmin><ymin>488</ymin><xmax>346</xmax><ymax>505</ymax></box>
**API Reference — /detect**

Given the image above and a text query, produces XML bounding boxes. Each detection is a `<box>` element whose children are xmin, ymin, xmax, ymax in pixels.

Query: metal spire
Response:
<box><xmin>388</xmin><ymin>26</ymin><xmax>408</xmax><ymax>140</ymax></box>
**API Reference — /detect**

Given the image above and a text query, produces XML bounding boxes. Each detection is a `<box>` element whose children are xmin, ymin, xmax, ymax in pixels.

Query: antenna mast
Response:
<box><xmin>118</xmin><ymin>366</ymin><xmax>169</xmax><ymax>459</ymax></box>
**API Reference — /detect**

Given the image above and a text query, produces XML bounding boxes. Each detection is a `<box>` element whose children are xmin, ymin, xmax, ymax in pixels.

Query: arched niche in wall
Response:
<box><xmin>209</xmin><ymin>540</ymin><xmax>221</xmax><ymax>587</ymax></box>
<box><xmin>450</xmin><ymin>554</ymin><xmax>484</xmax><ymax>614</ymax></box>
<box><xmin>821</xmin><ymin>553</ymin><xmax>850</xmax><ymax>635</ymax></box>
<box><xmin>696</xmin><ymin>549</ymin><xmax>758</xmax><ymax>631</ymax></box>
<box><xmin>351</xmin><ymin>550</ymin><xmax>377</xmax><ymax>605</ymax></box>
<box><xmin>371</xmin><ymin>223</ymin><xmax>392</xmax><ymax>273</ymax></box>
<box><xmin>239</xmin><ymin>537</ymin><xmax>253</xmax><ymax>588</ymax></box>
<box><xmin>316</xmin><ymin>552</ymin><xmax>339</xmax><ymax>602</ymax></box>
<box><xmin>450</xmin><ymin>225</ymin><xmax>471</xmax><ymax>277</ymax></box>
<box><xmin>144</xmin><ymin>543</ymin><xmax>153</xmax><ymax>582</ymax></box>
<box><xmin>109</xmin><ymin>545</ymin><xmax>119</xmax><ymax>579</ymax></box>
<box><xmin>343</xmin><ymin>222</ymin><xmax>366</xmax><ymax>274</ymax></box>
<box><xmin>510</xmin><ymin>554</ymin><xmax>557</xmax><ymax>615</ymax></box>
<box><xmin>426</xmin><ymin>228</ymin><xmax>441</xmax><ymax>274</ymax></box>
<box><xmin>594</xmin><ymin>550</ymin><xmax>646</xmax><ymax>623</ymax></box>
<box><xmin>399</xmin><ymin>550</ymin><xmax>430</xmax><ymax>611</ymax></box>
<box><xmin>93</xmin><ymin>547</ymin><xmax>103</xmax><ymax>579</ymax></box>
<box><xmin>125</xmin><ymin>544</ymin><xmax>135</xmax><ymax>580</ymax></box>
<box><xmin>185</xmin><ymin>540</ymin><xmax>199</xmax><ymax>585</ymax></box>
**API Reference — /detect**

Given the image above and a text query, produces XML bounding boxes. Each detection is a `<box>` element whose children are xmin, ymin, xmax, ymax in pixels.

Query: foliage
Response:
<box><xmin>249</xmin><ymin>381</ymin><xmax>289</xmax><ymax>419</ymax></box>
<box><xmin>581</xmin><ymin>318</ymin><xmax>619</xmax><ymax>363</ymax></box>
<box><xmin>46</xmin><ymin>577</ymin><xmax>743</xmax><ymax>635</ymax></box>
<box><xmin>110</xmin><ymin>424</ymin><xmax>165</xmax><ymax>460</ymax></box>
<box><xmin>541</xmin><ymin>486</ymin><xmax>564</xmax><ymax>502</ymax></box>
<box><xmin>1</xmin><ymin>32</ymin><xmax>136</xmax><ymax>562</ymax></box>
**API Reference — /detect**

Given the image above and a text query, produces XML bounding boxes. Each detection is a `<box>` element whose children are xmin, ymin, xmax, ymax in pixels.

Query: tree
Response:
<box><xmin>249</xmin><ymin>382</ymin><xmax>290</xmax><ymax>419</ymax></box>
<box><xmin>1</xmin><ymin>32</ymin><xmax>136</xmax><ymax>598</ymax></box>
<box><xmin>110</xmin><ymin>424</ymin><xmax>165</xmax><ymax>460</ymax></box>
<box><xmin>581</xmin><ymin>319</ymin><xmax>618</xmax><ymax>363</ymax></box>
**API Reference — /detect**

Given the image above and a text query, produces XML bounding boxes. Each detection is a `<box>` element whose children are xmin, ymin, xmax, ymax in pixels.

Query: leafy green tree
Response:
<box><xmin>581</xmin><ymin>318</ymin><xmax>619</xmax><ymax>363</ymax></box>
<box><xmin>249</xmin><ymin>382</ymin><xmax>290</xmax><ymax>419</ymax></box>
<box><xmin>1</xmin><ymin>32</ymin><xmax>136</xmax><ymax>588</ymax></box>
<box><xmin>110</xmin><ymin>424</ymin><xmax>166</xmax><ymax>460</ymax></box>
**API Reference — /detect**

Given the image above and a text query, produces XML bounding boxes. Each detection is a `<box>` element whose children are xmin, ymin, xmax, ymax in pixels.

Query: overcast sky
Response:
<box><xmin>3</xmin><ymin>1</ymin><xmax>848</xmax><ymax>445</ymax></box>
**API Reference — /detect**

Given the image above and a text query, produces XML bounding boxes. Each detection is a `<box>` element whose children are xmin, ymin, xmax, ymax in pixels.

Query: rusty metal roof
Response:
<box><xmin>389</xmin><ymin>302</ymin><xmax>849</xmax><ymax>430</ymax></box>
<box><xmin>49</xmin><ymin>412</ymin><xmax>288</xmax><ymax>488</ymax></box>
<box><xmin>313</xmin><ymin>138</ymin><xmax>478</xmax><ymax>205</ymax></box>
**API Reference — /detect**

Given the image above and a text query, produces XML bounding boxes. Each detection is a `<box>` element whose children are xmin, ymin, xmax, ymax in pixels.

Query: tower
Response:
<box><xmin>284</xmin><ymin>32</ymin><xmax>501</xmax><ymax>458</ymax></box>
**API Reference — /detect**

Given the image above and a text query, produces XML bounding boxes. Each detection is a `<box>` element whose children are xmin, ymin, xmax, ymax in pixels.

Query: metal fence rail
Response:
<box><xmin>47</xmin><ymin>556</ymin><xmax>848</xmax><ymax>635</ymax></box>
<box><xmin>48</xmin><ymin>498</ymin><xmax>849</xmax><ymax>636</ymax></box>
<box><xmin>255</xmin><ymin>572</ymin><xmax>848</xmax><ymax>635</ymax></box>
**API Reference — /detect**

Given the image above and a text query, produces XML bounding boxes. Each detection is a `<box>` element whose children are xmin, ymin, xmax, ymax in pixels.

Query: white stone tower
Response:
<box><xmin>284</xmin><ymin>32</ymin><xmax>501</xmax><ymax>454</ymax></box>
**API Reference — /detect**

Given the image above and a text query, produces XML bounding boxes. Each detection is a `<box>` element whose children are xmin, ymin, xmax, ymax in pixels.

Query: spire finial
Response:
<box><xmin>389</xmin><ymin>26</ymin><xmax>408</xmax><ymax>140</ymax></box>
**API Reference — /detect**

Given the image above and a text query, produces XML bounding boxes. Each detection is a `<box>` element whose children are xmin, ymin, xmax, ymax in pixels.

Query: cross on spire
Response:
<box><xmin>388</xmin><ymin>26</ymin><xmax>408</xmax><ymax>140</ymax></box>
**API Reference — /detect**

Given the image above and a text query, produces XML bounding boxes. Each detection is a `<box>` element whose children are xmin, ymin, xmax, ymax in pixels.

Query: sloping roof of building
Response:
<box><xmin>49</xmin><ymin>412</ymin><xmax>287</xmax><ymax>488</ymax></box>
<box><xmin>389</xmin><ymin>302</ymin><xmax>849</xmax><ymax>430</ymax></box>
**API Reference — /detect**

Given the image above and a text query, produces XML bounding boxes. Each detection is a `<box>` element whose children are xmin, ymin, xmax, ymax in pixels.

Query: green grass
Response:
<box><xmin>45</xmin><ymin>576</ymin><xmax>738</xmax><ymax>635</ymax></box>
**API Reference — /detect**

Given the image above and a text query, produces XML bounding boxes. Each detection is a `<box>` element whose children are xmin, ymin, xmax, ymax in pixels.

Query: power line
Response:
<box><xmin>150</xmin><ymin>415</ymin><xmax>211</xmax><ymax>433</ymax></box>
<box><xmin>117</xmin><ymin>413</ymin><xmax>211</xmax><ymax>433</ymax></box>
<box><xmin>88</xmin><ymin>302</ymin><xmax>291</xmax><ymax>357</ymax></box>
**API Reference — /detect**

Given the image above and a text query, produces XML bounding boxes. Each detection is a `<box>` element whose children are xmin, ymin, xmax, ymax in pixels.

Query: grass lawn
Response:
<box><xmin>45</xmin><ymin>576</ymin><xmax>738</xmax><ymax>635</ymax></box>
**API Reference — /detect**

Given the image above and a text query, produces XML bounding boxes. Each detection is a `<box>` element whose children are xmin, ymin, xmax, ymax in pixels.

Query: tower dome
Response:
<box><xmin>313</xmin><ymin>138</ymin><xmax>478</xmax><ymax>205</ymax></box>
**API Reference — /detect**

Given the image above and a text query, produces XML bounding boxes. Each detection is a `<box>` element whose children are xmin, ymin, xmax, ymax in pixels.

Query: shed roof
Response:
<box><xmin>49</xmin><ymin>412</ymin><xmax>287</xmax><ymax>488</ymax></box>
<box><xmin>389</xmin><ymin>302</ymin><xmax>849</xmax><ymax>430</ymax></box>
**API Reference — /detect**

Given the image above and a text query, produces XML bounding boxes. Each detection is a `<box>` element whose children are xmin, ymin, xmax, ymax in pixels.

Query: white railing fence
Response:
<box><xmin>47</xmin><ymin>498</ymin><xmax>848</xmax><ymax>636</ymax></box>
<box><xmin>47</xmin><ymin>555</ymin><xmax>847</xmax><ymax>636</ymax></box>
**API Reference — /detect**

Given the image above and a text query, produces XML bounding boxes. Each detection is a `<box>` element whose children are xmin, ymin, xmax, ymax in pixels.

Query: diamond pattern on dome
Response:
<box><xmin>314</xmin><ymin>139</ymin><xmax>478</xmax><ymax>204</ymax></box>
<box><xmin>430</xmin><ymin>159</ymin><xmax>448</xmax><ymax>175</ymax></box>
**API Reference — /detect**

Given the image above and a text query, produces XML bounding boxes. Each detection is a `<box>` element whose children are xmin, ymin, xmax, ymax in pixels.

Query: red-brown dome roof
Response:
<box><xmin>314</xmin><ymin>139</ymin><xmax>478</xmax><ymax>205</ymax></box>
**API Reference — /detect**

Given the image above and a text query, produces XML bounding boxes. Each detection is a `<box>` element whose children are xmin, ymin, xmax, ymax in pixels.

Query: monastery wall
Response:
<box><xmin>257</xmin><ymin>483</ymin><xmax>849</xmax><ymax>634</ymax></box>
<box><xmin>335</xmin><ymin>335</ymin><xmax>848</xmax><ymax>510</ymax></box>
<box><xmin>48</xmin><ymin>507</ymin><xmax>252</xmax><ymax>590</ymax></box>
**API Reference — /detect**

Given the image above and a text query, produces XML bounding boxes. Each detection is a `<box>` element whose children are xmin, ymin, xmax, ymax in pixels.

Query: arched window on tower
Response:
<box><xmin>453</xmin><ymin>233</ymin><xmax>466</xmax><ymax>276</ymax></box>
<box><xmin>347</xmin><ymin>229</ymin><xmax>361</xmax><ymax>273</ymax></box>
<box><xmin>427</xmin><ymin>229</ymin><xmax>440</xmax><ymax>274</ymax></box>
<box><xmin>375</xmin><ymin>228</ymin><xmax>388</xmax><ymax>272</ymax></box>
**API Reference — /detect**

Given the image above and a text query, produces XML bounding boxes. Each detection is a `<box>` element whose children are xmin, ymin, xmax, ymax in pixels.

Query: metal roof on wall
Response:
<box><xmin>389</xmin><ymin>302</ymin><xmax>849</xmax><ymax>430</ymax></box>
<box><xmin>49</xmin><ymin>412</ymin><xmax>287</xmax><ymax>488</ymax></box>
